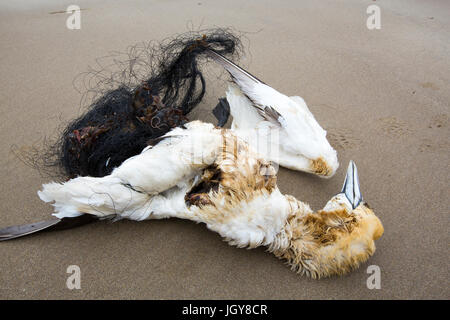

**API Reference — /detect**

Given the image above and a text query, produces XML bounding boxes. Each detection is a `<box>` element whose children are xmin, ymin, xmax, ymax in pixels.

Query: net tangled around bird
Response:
<box><xmin>21</xmin><ymin>28</ymin><xmax>243</xmax><ymax>178</ymax></box>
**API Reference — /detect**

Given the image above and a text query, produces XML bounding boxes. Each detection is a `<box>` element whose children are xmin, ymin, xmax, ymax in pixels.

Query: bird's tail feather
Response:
<box><xmin>0</xmin><ymin>215</ymin><xmax>98</xmax><ymax>241</ymax></box>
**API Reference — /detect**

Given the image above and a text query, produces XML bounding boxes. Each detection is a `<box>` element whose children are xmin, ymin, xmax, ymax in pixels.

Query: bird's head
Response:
<box><xmin>273</xmin><ymin>161</ymin><xmax>383</xmax><ymax>278</ymax></box>
<box><xmin>271</xmin><ymin>96</ymin><xmax>339</xmax><ymax>177</ymax></box>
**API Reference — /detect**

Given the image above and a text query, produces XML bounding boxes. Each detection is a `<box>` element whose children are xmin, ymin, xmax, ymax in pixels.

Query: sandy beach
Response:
<box><xmin>0</xmin><ymin>0</ymin><xmax>448</xmax><ymax>299</ymax></box>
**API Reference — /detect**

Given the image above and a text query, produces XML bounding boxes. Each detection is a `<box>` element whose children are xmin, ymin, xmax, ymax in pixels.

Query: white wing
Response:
<box><xmin>38</xmin><ymin>121</ymin><xmax>223</xmax><ymax>220</ymax></box>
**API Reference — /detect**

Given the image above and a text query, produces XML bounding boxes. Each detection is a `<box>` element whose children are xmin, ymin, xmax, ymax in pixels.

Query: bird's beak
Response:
<box><xmin>340</xmin><ymin>160</ymin><xmax>363</xmax><ymax>209</ymax></box>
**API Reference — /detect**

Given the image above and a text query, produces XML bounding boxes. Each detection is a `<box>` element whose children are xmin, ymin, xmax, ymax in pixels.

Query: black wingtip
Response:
<box><xmin>206</xmin><ymin>49</ymin><xmax>264</xmax><ymax>85</ymax></box>
<box><xmin>0</xmin><ymin>219</ymin><xmax>61</xmax><ymax>241</ymax></box>
<box><xmin>0</xmin><ymin>214</ymin><xmax>98</xmax><ymax>241</ymax></box>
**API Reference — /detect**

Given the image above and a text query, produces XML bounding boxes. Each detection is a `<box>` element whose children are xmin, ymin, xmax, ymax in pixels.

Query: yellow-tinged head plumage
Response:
<box><xmin>272</xmin><ymin>202</ymin><xmax>383</xmax><ymax>279</ymax></box>
<box><xmin>271</xmin><ymin>160</ymin><xmax>383</xmax><ymax>278</ymax></box>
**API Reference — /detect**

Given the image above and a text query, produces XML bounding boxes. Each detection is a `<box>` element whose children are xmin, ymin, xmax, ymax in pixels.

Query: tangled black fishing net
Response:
<box><xmin>20</xmin><ymin>29</ymin><xmax>243</xmax><ymax>179</ymax></box>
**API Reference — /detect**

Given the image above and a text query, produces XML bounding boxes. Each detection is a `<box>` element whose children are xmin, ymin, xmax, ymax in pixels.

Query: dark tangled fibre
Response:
<box><xmin>19</xmin><ymin>29</ymin><xmax>242</xmax><ymax>178</ymax></box>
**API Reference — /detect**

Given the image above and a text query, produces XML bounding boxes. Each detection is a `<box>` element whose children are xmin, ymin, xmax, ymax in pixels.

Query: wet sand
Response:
<box><xmin>0</xmin><ymin>0</ymin><xmax>448</xmax><ymax>299</ymax></box>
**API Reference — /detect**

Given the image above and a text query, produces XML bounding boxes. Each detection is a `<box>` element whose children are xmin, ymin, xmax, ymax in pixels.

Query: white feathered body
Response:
<box><xmin>38</xmin><ymin>121</ymin><xmax>383</xmax><ymax>277</ymax></box>
<box><xmin>38</xmin><ymin>121</ymin><xmax>297</xmax><ymax>248</ymax></box>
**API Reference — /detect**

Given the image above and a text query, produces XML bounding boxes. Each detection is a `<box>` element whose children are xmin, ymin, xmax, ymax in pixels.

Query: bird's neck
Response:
<box><xmin>267</xmin><ymin>195</ymin><xmax>314</xmax><ymax>252</ymax></box>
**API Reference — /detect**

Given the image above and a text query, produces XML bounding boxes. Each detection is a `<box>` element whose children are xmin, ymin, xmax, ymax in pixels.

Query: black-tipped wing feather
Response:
<box><xmin>259</xmin><ymin>106</ymin><xmax>282</xmax><ymax>126</ymax></box>
<box><xmin>0</xmin><ymin>215</ymin><xmax>98</xmax><ymax>241</ymax></box>
<box><xmin>206</xmin><ymin>49</ymin><xmax>263</xmax><ymax>85</ymax></box>
<box><xmin>207</xmin><ymin>49</ymin><xmax>283</xmax><ymax>126</ymax></box>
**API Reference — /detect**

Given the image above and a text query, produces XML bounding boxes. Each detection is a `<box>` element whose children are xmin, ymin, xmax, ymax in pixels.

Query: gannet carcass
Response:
<box><xmin>1</xmin><ymin>121</ymin><xmax>382</xmax><ymax>278</ymax></box>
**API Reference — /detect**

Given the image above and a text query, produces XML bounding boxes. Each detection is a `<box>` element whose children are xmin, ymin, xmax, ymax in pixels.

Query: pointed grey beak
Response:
<box><xmin>341</xmin><ymin>160</ymin><xmax>363</xmax><ymax>209</ymax></box>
